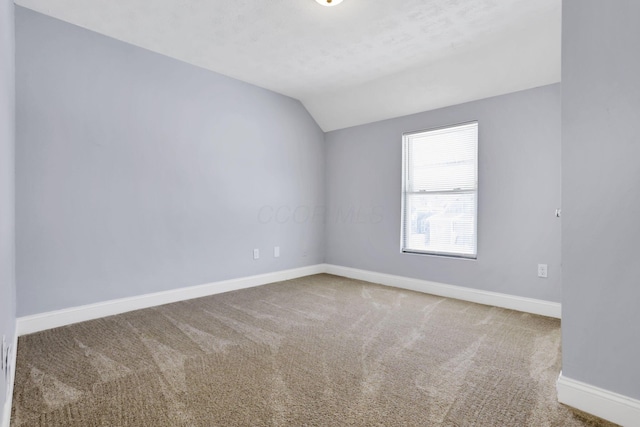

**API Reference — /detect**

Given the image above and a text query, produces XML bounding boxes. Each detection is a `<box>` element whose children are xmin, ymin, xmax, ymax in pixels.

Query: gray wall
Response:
<box><xmin>326</xmin><ymin>84</ymin><xmax>562</xmax><ymax>302</ymax></box>
<box><xmin>562</xmin><ymin>1</ymin><xmax>640</xmax><ymax>399</ymax></box>
<box><xmin>16</xmin><ymin>8</ymin><xmax>325</xmax><ymax>316</ymax></box>
<box><xmin>0</xmin><ymin>0</ymin><xmax>15</xmax><ymax>419</ymax></box>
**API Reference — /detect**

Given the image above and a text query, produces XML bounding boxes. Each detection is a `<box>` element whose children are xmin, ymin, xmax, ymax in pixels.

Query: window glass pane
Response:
<box><xmin>404</xmin><ymin>192</ymin><xmax>476</xmax><ymax>256</ymax></box>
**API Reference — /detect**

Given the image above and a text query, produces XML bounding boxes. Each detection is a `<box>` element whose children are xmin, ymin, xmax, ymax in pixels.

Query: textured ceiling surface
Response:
<box><xmin>15</xmin><ymin>0</ymin><xmax>561</xmax><ymax>131</ymax></box>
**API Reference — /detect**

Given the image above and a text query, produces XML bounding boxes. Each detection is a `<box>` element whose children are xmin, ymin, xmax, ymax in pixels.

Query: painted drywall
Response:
<box><xmin>325</xmin><ymin>84</ymin><xmax>561</xmax><ymax>302</ymax></box>
<box><xmin>15</xmin><ymin>7</ymin><xmax>325</xmax><ymax>316</ymax></box>
<box><xmin>0</xmin><ymin>0</ymin><xmax>16</xmax><ymax>420</ymax></box>
<box><xmin>562</xmin><ymin>1</ymin><xmax>640</xmax><ymax>399</ymax></box>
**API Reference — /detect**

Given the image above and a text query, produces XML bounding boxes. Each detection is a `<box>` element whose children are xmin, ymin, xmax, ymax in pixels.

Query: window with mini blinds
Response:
<box><xmin>401</xmin><ymin>122</ymin><xmax>478</xmax><ymax>258</ymax></box>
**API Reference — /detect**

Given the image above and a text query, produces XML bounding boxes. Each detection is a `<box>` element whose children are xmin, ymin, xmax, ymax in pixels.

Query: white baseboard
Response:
<box><xmin>1</xmin><ymin>328</ymin><xmax>17</xmax><ymax>427</ymax></box>
<box><xmin>324</xmin><ymin>264</ymin><xmax>561</xmax><ymax>318</ymax></box>
<box><xmin>16</xmin><ymin>263</ymin><xmax>561</xmax><ymax>337</ymax></box>
<box><xmin>557</xmin><ymin>373</ymin><xmax>640</xmax><ymax>427</ymax></box>
<box><xmin>17</xmin><ymin>264</ymin><xmax>325</xmax><ymax>336</ymax></box>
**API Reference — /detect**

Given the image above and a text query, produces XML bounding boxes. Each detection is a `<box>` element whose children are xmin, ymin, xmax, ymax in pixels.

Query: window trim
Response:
<box><xmin>400</xmin><ymin>121</ymin><xmax>479</xmax><ymax>259</ymax></box>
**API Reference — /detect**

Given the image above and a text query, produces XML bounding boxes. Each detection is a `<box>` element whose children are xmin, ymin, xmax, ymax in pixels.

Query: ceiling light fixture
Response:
<box><xmin>315</xmin><ymin>0</ymin><xmax>344</xmax><ymax>6</ymax></box>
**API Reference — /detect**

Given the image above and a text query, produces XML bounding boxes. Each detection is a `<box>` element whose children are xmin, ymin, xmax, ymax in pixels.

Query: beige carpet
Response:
<box><xmin>12</xmin><ymin>274</ymin><xmax>615</xmax><ymax>426</ymax></box>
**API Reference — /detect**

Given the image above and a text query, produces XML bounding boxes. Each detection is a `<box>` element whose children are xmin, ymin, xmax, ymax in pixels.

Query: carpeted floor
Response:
<box><xmin>11</xmin><ymin>274</ymin><xmax>616</xmax><ymax>426</ymax></box>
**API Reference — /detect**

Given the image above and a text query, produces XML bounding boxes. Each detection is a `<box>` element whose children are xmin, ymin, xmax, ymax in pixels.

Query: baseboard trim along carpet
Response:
<box><xmin>557</xmin><ymin>373</ymin><xmax>640</xmax><ymax>427</ymax></box>
<box><xmin>325</xmin><ymin>264</ymin><xmax>562</xmax><ymax>319</ymax></box>
<box><xmin>16</xmin><ymin>264</ymin><xmax>326</xmax><ymax>336</ymax></box>
<box><xmin>17</xmin><ymin>263</ymin><xmax>562</xmax><ymax>336</ymax></box>
<box><xmin>1</xmin><ymin>328</ymin><xmax>17</xmax><ymax>427</ymax></box>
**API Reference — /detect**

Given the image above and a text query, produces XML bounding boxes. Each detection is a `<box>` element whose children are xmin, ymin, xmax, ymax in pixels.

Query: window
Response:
<box><xmin>401</xmin><ymin>122</ymin><xmax>478</xmax><ymax>258</ymax></box>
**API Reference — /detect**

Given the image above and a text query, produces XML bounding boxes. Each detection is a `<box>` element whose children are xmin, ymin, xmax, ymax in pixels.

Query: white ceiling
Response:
<box><xmin>15</xmin><ymin>0</ymin><xmax>561</xmax><ymax>132</ymax></box>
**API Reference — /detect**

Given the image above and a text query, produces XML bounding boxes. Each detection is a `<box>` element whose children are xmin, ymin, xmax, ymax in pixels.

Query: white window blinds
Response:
<box><xmin>401</xmin><ymin>122</ymin><xmax>478</xmax><ymax>258</ymax></box>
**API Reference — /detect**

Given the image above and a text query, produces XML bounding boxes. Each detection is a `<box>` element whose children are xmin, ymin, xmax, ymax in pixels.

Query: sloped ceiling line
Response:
<box><xmin>15</xmin><ymin>0</ymin><xmax>561</xmax><ymax>131</ymax></box>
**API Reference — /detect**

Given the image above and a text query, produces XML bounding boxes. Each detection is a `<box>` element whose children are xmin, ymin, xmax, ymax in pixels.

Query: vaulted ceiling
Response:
<box><xmin>15</xmin><ymin>0</ymin><xmax>561</xmax><ymax>131</ymax></box>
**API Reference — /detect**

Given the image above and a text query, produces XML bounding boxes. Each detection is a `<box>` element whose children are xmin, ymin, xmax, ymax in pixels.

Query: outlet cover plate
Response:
<box><xmin>538</xmin><ymin>264</ymin><xmax>548</xmax><ymax>278</ymax></box>
<box><xmin>1</xmin><ymin>335</ymin><xmax>6</xmax><ymax>372</ymax></box>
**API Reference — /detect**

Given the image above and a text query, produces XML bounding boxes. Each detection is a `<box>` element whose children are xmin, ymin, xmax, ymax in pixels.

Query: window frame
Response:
<box><xmin>400</xmin><ymin>121</ymin><xmax>478</xmax><ymax>259</ymax></box>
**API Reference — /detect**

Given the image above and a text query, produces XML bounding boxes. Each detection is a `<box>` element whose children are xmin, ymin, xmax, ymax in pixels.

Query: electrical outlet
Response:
<box><xmin>4</xmin><ymin>343</ymin><xmax>11</xmax><ymax>380</ymax></box>
<box><xmin>1</xmin><ymin>336</ymin><xmax>9</xmax><ymax>377</ymax></box>
<box><xmin>538</xmin><ymin>264</ymin><xmax>548</xmax><ymax>278</ymax></box>
<box><xmin>1</xmin><ymin>335</ymin><xmax>6</xmax><ymax>372</ymax></box>
<box><xmin>253</xmin><ymin>248</ymin><xmax>260</xmax><ymax>260</ymax></box>
<box><xmin>274</xmin><ymin>246</ymin><xmax>280</xmax><ymax>258</ymax></box>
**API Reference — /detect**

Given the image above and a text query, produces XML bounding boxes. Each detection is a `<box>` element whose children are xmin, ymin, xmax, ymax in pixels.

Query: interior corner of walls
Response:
<box><xmin>557</xmin><ymin>373</ymin><xmax>640</xmax><ymax>427</ymax></box>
